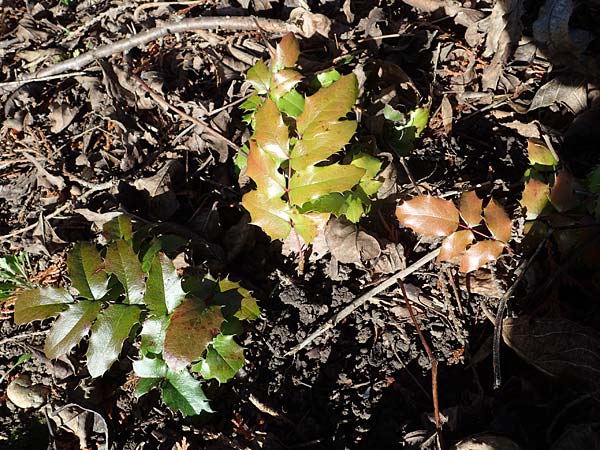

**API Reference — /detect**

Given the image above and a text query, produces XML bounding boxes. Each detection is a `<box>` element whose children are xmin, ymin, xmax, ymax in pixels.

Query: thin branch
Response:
<box><xmin>285</xmin><ymin>248</ymin><xmax>441</xmax><ymax>356</ymax></box>
<box><xmin>130</xmin><ymin>74</ymin><xmax>243</xmax><ymax>154</ymax></box>
<box><xmin>0</xmin><ymin>16</ymin><xmax>299</xmax><ymax>94</ymax></box>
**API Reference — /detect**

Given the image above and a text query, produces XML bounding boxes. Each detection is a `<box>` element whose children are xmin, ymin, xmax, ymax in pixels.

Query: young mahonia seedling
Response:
<box><xmin>13</xmin><ymin>215</ymin><xmax>259</xmax><ymax>416</ymax></box>
<box><xmin>240</xmin><ymin>33</ymin><xmax>381</xmax><ymax>245</ymax></box>
<box><xmin>396</xmin><ymin>193</ymin><xmax>512</xmax><ymax>272</ymax></box>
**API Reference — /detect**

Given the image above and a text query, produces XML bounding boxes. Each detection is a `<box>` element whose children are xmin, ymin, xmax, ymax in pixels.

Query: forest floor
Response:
<box><xmin>1</xmin><ymin>0</ymin><xmax>600</xmax><ymax>449</ymax></box>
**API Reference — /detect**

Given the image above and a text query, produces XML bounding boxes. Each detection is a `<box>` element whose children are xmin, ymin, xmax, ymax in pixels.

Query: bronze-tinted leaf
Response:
<box><xmin>527</xmin><ymin>138</ymin><xmax>558</xmax><ymax>166</ymax></box>
<box><xmin>270</xmin><ymin>69</ymin><xmax>302</xmax><ymax>100</ymax></box>
<box><xmin>520</xmin><ymin>178</ymin><xmax>550</xmax><ymax>220</ymax></box>
<box><xmin>550</xmin><ymin>170</ymin><xmax>578</xmax><ymax>212</ymax></box>
<box><xmin>484</xmin><ymin>199</ymin><xmax>512</xmax><ymax>242</ymax></box>
<box><xmin>272</xmin><ymin>32</ymin><xmax>300</xmax><ymax>71</ymax></box>
<box><xmin>459</xmin><ymin>240</ymin><xmax>504</xmax><ymax>273</ymax></box>
<box><xmin>241</xmin><ymin>190</ymin><xmax>292</xmax><ymax>241</ymax></box>
<box><xmin>395</xmin><ymin>196</ymin><xmax>459</xmax><ymax>237</ymax></box>
<box><xmin>459</xmin><ymin>191</ymin><xmax>482</xmax><ymax>227</ymax></box>
<box><xmin>164</xmin><ymin>300</ymin><xmax>224</xmax><ymax>371</ymax></box>
<box><xmin>245</xmin><ymin>141</ymin><xmax>286</xmax><ymax>197</ymax></box>
<box><xmin>254</xmin><ymin>98</ymin><xmax>289</xmax><ymax>162</ymax></box>
<box><xmin>439</xmin><ymin>230</ymin><xmax>475</xmax><ymax>262</ymax></box>
<box><xmin>503</xmin><ymin>316</ymin><xmax>600</xmax><ymax>392</ymax></box>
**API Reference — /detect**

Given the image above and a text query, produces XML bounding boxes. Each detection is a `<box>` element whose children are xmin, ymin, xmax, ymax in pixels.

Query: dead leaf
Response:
<box><xmin>373</xmin><ymin>242</ymin><xmax>406</xmax><ymax>274</ymax></box>
<box><xmin>451</xmin><ymin>434</ymin><xmax>522</xmax><ymax>450</ymax></box>
<box><xmin>441</xmin><ymin>95</ymin><xmax>453</xmax><ymax>134</ymax></box>
<box><xmin>551</xmin><ymin>424</ymin><xmax>600</xmax><ymax>450</ymax></box>
<box><xmin>133</xmin><ymin>161</ymin><xmax>182</xmax><ymax>220</ymax></box>
<box><xmin>289</xmin><ymin>8</ymin><xmax>331</xmax><ymax>38</ymax></box>
<box><xmin>49</xmin><ymin>102</ymin><xmax>79</xmax><ymax>133</ymax></box>
<box><xmin>503</xmin><ymin>316</ymin><xmax>600</xmax><ymax>391</ymax></box>
<box><xmin>325</xmin><ymin>218</ymin><xmax>381</xmax><ymax>266</ymax></box>
<box><xmin>50</xmin><ymin>403</ymin><xmax>109</xmax><ymax>450</ymax></box>
<box><xmin>529</xmin><ymin>76</ymin><xmax>588</xmax><ymax>114</ymax></box>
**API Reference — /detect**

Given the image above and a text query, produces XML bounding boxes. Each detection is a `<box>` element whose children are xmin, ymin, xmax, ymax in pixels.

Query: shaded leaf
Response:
<box><xmin>550</xmin><ymin>170</ymin><xmax>578</xmax><ymax>212</ymax></box>
<box><xmin>67</xmin><ymin>243</ymin><xmax>108</xmax><ymax>301</ymax></box>
<box><xmin>484</xmin><ymin>199</ymin><xmax>512</xmax><ymax>242</ymax></box>
<box><xmin>459</xmin><ymin>191</ymin><xmax>482</xmax><ymax>227</ymax></box>
<box><xmin>44</xmin><ymin>301</ymin><xmax>103</xmax><ymax>360</ymax></box>
<box><xmin>164</xmin><ymin>302</ymin><xmax>224</xmax><ymax>371</ymax></box>
<box><xmin>234</xmin><ymin>296</ymin><xmax>260</xmax><ymax>321</ymax></box>
<box><xmin>439</xmin><ymin>230</ymin><xmax>475</xmax><ymax>263</ymax></box>
<box><xmin>14</xmin><ymin>287</ymin><xmax>72</xmax><ymax>324</ymax></box>
<box><xmin>194</xmin><ymin>334</ymin><xmax>245</xmax><ymax>384</ymax></box>
<box><xmin>503</xmin><ymin>316</ymin><xmax>600</xmax><ymax>392</ymax></box>
<box><xmin>272</xmin><ymin>32</ymin><xmax>300</xmax><ymax>71</ymax></box>
<box><xmin>87</xmin><ymin>304</ymin><xmax>141</xmax><ymax>377</ymax></box>
<box><xmin>459</xmin><ymin>240</ymin><xmax>504</xmax><ymax>273</ymax></box>
<box><xmin>395</xmin><ymin>196</ymin><xmax>459</xmax><ymax>237</ymax></box>
<box><xmin>527</xmin><ymin>138</ymin><xmax>558</xmax><ymax>166</ymax></box>
<box><xmin>296</xmin><ymin>74</ymin><xmax>357</xmax><ymax>136</ymax></box>
<box><xmin>102</xmin><ymin>214</ymin><xmax>133</xmax><ymax>242</ymax></box>
<box><xmin>162</xmin><ymin>369</ymin><xmax>212</xmax><ymax>416</ymax></box>
<box><xmin>246</xmin><ymin>60</ymin><xmax>270</xmax><ymax>94</ymax></box>
<box><xmin>145</xmin><ymin>253</ymin><xmax>186</xmax><ymax>315</ymax></box>
<box><xmin>521</xmin><ymin>178</ymin><xmax>550</xmax><ymax>220</ymax></box>
<box><xmin>288</xmin><ymin>163</ymin><xmax>365</xmax><ymax>206</ymax></box>
<box><xmin>104</xmin><ymin>239</ymin><xmax>145</xmax><ymax>305</ymax></box>
<box><xmin>254</xmin><ymin>98</ymin><xmax>289</xmax><ymax>162</ymax></box>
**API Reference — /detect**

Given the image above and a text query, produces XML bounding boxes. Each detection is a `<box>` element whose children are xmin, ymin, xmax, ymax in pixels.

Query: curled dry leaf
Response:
<box><xmin>395</xmin><ymin>195</ymin><xmax>459</xmax><ymax>237</ymax></box>
<box><xmin>503</xmin><ymin>316</ymin><xmax>600</xmax><ymax>392</ymax></box>
<box><xmin>459</xmin><ymin>240</ymin><xmax>504</xmax><ymax>273</ymax></box>
<box><xmin>459</xmin><ymin>191</ymin><xmax>483</xmax><ymax>227</ymax></box>
<box><xmin>520</xmin><ymin>178</ymin><xmax>550</xmax><ymax>220</ymax></box>
<box><xmin>483</xmin><ymin>199</ymin><xmax>511</xmax><ymax>242</ymax></box>
<box><xmin>439</xmin><ymin>230</ymin><xmax>475</xmax><ymax>263</ymax></box>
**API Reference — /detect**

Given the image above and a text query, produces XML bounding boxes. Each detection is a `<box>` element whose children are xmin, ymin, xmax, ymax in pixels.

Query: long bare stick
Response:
<box><xmin>0</xmin><ymin>16</ymin><xmax>298</xmax><ymax>94</ymax></box>
<box><xmin>285</xmin><ymin>248</ymin><xmax>441</xmax><ymax>356</ymax></box>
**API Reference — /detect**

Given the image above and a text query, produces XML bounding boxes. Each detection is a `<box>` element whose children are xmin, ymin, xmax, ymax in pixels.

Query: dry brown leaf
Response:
<box><xmin>459</xmin><ymin>240</ymin><xmax>504</xmax><ymax>273</ymax></box>
<box><xmin>396</xmin><ymin>196</ymin><xmax>459</xmax><ymax>237</ymax></box>
<box><xmin>451</xmin><ymin>434</ymin><xmax>522</xmax><ymax>450</ymax></box>
<box><xmin>503</xmin><ymin>316</ymin><xmax>600</xmax><ymax>392</ymax></box>
<box><xmin>325</xmin><ymin>218</ymin><xmax>381</xmax><ymax>266</ymax></box>
<box><xmin>484</xmin><ymin>199</ymin><xmax>512</xmax><ymax>242</ymax></box>
<box><xmin>529</xmin><ymin>76</ymin><xmax>588</xmax><ymax>114</ymax></box>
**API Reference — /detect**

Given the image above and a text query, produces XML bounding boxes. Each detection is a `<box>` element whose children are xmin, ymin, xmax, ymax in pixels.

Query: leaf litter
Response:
<box><xmin>1</xmin><ymin>0</ymin><xmax>600</xmax><ymax>448</ymax></box>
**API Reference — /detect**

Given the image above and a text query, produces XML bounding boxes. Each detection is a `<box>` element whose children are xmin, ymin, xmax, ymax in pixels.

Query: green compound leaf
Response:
<box><xmin>254</xmin><ymin>98</ymin><xmax>289</xmax><ymax>162</ymax></box>
<box><xmin>296</xmin><ymin>74</ymin><xmax>358</xmax><ymax>136</ymax></box>
<box><xmin>270</xmin><ymin>69</ymin><xmax>302</xmax><ymax>100</ymax></box>
<box><xmin>135</xmin><ymin>378</ymin><xmax>161</xmax><ymax>399</ymax></box>
<box><xmin>245</xmin><ymin>141</ymin><xmax>286</xmax><ymax>197</ymax></box>
<box><xmin>44</xmin><ymin>301</ymin><xmax>103</xmax><ymax>360</ymax></box>
<box><xmin>104</xmin><ymin>239</ymin><xmax>145</xmax><ymax>305</ymax></box>
<box><xmin>242</xmin><ymin>190</ymin><xmax>292</xmax><ymax>241</ymax></box>
<box><xmin>162</xmin><ymin>369</ymin><xmax>212</xmax><ymax>416</ymax></box>
<box><xmin>163</xmin><ymin>301</ymin><xmax>224</xmax><ymax>371</ymax></box>
<box><xmin>103</xmin><ymin>214</ymin><xmax>133</xmax><ymax>242</ymax></box>
<box><xmin>276</xmin><ymin>89</ymin><xmax>304</xmax><ymax>118</ymax></box>
<box><xmin>67</xmin><ymin>243</ymin><xmax>109</xmax><ymax>301</ymax></box>
<box><xmin>246</xmin><ymin>60</ymin><xmax>270</xmax><ymax>94</ymax></box>
<box><xmin>272</xmin><ymin>32</ymin><xmax>300</xmax><ymax>72</ymax></box>
<box><xmin>145</xmin><ymin>253</ymin><xmax>186</xmax><ymax>315</ymax></box>
<box><xmin>194</xmin><ymin>334</ymin><xmax>245</xmax><ymax>384</ymax></box>
<box><xmin>288</xmin><ymin>163</ymin><xmax>366</xmax><ymax>206</ymax></box>
<box><xmin>140</xmin><ymin>315</ymin><xmax>170</xmax><ymax>355</ymax></box>
<box><xmin>86</xmin><ymin>304</ymin><xmax>141</xmax><ymax>377</ymax></box>
<box><xmin>14</xmin><ymin>287</ymin><xmax>73</xmax><ymax>324</ymax></box>
<box><xmin>133</xmin><ymin>356</ymin><xmax>168</xmax><ymax>379</ymax></box>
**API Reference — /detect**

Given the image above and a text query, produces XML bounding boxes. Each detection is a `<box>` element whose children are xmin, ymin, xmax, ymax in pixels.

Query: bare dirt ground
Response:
<box><xmin>1</xmin><ymin>0</ymin><xmax>600</xmax><ymax>448</ymax></box>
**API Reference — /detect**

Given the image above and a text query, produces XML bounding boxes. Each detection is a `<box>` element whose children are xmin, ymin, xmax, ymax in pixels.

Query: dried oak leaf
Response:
<box><xmin>325</xmin><ymin>218</ymin><xmax>381</xmax><ymax>266</ymax></box>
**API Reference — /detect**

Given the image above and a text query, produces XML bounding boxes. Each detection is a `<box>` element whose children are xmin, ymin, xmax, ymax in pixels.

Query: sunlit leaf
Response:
<box><xmin>296</xmin><ymin>74</ymin><xmax>357</xmax><ymax>136</ymax></box>
<box><xmin>140</xmin><ymin>315</ymin><xmax>170</xmax><ymax>355</ymax></box>
<box><xmin>483</xmin><ymin>199</ymin><xmax>512</xmax><ymax>242</ymax></box>
<box><xmin>270</xmin><ymin>69</ymin><xmax>302</xmax><ymax>100</ymax></box>
<box><xmin>133</xmin><ymin>356</ymin><xmax>168</xmax><ymax>379</ymax></box>
<box><xmin>246</xmin><ymin>141</ymin><xmax>286</xmax><ymax>197</ymax></box>
<box><xmin>290</xmin><ymin>120</ymin><xmax>357</xmax><ymax>171</ymax></box>
<box><xmin>163</xmin><ymin>301</ymin><xmax>224</xmax><ymax>371</ymax></box>
<box><xmin>289</xmin><ymin>210</ymin><xmax>329</xmax><ymax>244</ymax></box>
<box><xmin>104</xmin><ymin>239</ymin><xmax>145</xmax><ymax>305</ymax></box>
<box><xmin>316</xmin><ymin>69</ymin><xmax>341</xmax><ymax>87</ymax></box>
<box><xmin>86</xmin><ymin>304</ymin><xmax>141</xmax><ymax>377</ymax></box>
<box><xmin>276</xmin><ymin>89</ymin><xmax>304</xmax><ymax>118</ymax></box>
<box><xmin>520</xmin><ymin>178</ymin><xmax>550</xmax><ymax>220</ymax></box>
<box><xmin>135</xmin><ymin>378</ymin><xmax>161</xmax><ymax>399</ymax></box>
<box><xmin>254</xmin><ymin>98</ymin><xmax>289</xmax><ymax>162</ymax></box>
<box><xmin>352</xmin><ymin>153</ymin><xmax>382</xmax><ymax>196</ymax></box>
<box><xmin>550</xmin><ymin>170</ymin><xmax>578</xmax><ymax>212</ymax></box>
<box><xmin>408</xmin><ymin>107</ymin><xmax>430</xmax><ymax>137</ymax></box>
<box><xmin>459</xmin><ymin>240</ymin><xmax>505</xmax><ymax>273</ymax></box>
<box><xmin>459</xmin><ymin>191</ymin><xmax>482</xmax><ymax>227</ymax></box>
<box><xmin>44</xmin><ymin>301</ymin><xmax>103</xmax><ymax>360</ymax></box>
<box><xmin>246</xmin><ymin>60</ymin><xmax>270</xmax><ymax>94</ymax></box>
<box><xmin>527</xmin><ymin>138</ymin><xmax>558</xmax><ymax>166</ymax></box>
<box><xmin>145</xmin><ymin>252</ymin><xmax>186</xmax><ymax>315</ymax></box>
<box><xmin>439</xmin><ymin>230</ymin><xmax>475</xmax><ymax>262</ymax></box>
<box><xmin>395</xmin><ymin>196</ymin><xmax>459</xmax><ymax>237</ymax></box>
<box><xmin>288</xmin><ymin>164</ymin><xmax>365</xmax><ymax>206</ymax></box>
<box><xmin>162</xmin><ymin>369</ymin><xmax>212</xmax><ymax>416</ymax></box>
<box><xmin>193</xmin><ymin>334</ymin><xmax>245</xmax><ymax>384</ymax></box>
<box><xmin>14</xmin><ymin>287</ymin><xmax>72</xmax><ymax>324</ymax></box>
<box><xmin>67</xmin><ymin>243</ymin><xmax>108</xmax><ymax>301</ymax></box>
<box><xmin>234</xmin><ymin>296</ymin><xmax>261</xmax><ymax>321</ymax></box>
<box><xmin>241</xmin><ymin>190</ymin><xmax>292</xmax><ymax>241</ymax></box>
<box><xmin>272</xmin><ymin>32</ymin><xmax>300</xmax><ymax>71</ymax></box>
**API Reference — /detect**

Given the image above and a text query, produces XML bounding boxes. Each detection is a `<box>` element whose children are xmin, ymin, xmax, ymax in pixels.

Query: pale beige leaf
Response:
<box><xmin>395</xmin><ymin>196</ymin><xmax>459</xmax><ymax>237</ymax></box>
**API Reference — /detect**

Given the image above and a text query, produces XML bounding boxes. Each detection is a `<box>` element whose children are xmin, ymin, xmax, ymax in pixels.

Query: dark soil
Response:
<box><xmin>1</xmin><ymin>0</ymin><xmax>600</xmax><ymax>449</ymax></box>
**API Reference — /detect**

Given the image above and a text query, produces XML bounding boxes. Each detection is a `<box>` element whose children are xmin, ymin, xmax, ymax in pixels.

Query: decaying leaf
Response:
<box><xmin>549</xmin><ymin>170</ymin><xmax>579</xmax><ymax>212</ymax></box>
<box><xmin>325</xmin><ymin>218</ymin><xmax>381</xmax><ymax>266</ymax></box>
<box><xmin>503</xmin><ymin>316</ymin><xmax>600</xmax><ymax>392</ymax></box>
<box><xmin>396</xmin><ymin>195</ymin><xmax>459</xmax><ymax>237</ymax></box>
<box><xmin>451</xmin><ymin>434</ymin><xmax>522</xmax><ymax>450</ymax></box>
<box><xmin>529</xmin><ymin>76</ymin><xmax>588</xmax><ymax>114</ymax></box>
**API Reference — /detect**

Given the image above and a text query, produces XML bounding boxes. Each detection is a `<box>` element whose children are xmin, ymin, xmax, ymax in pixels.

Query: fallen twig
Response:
<box><xmin>0</xmin><ymin>16</ymin><xmax>299</xmax><ymax>94</ymax></box>
<box><xmin>130</xmin><ymin>74</ymin><xmax>243</xmax><ymax>154</ymax></box>
<box><xmin>285</xmin><ymin>248</ymin><xmax>441</xmax><ymax>356</ymax></box>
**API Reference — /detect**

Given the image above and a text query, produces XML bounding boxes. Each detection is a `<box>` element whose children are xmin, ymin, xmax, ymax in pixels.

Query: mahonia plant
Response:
<box><xmin>396</xmin><ymin>193</ymin><xmax>512</xmax><ymax>273</ymax></box>
<box><xmin>239</xmin><ymin>33</ymin><xmax>382</xmax><ymax>244</ymax></box>
<box><xmin>13</xmin><ymin>215</ymin><xmax>259</xmax><ymax>416</ymax></box>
